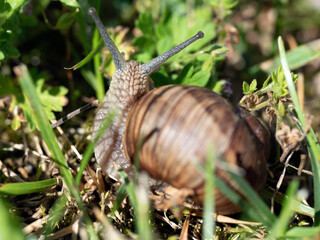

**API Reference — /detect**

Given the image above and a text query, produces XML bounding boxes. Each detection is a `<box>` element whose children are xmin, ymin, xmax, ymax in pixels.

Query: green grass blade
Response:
<box><xmin>119</xmin><ymin>169</ymin><xmax>153</xmax><ymax>239</ymax></box>
<box><xmin>285</xmin><ymin>226</ymin><xmax>320</xmax><ymax>238</ymax></box>
<box><xmin>202</xmin><ymin>147</ymin><xmax>215</xmax><ymax>239</ymax></box>
<box><xmin>15</xmin><ymin>64</ymin><xmax>98</xmax><ymax>238</ymax></box>
<box><xmin>75</xmin><ymin>110</ymin><xmax>116</xmax><ymax>186</ymax></box>
<box><xmin>66</xmin><ymin>39</ymin><xmax>103</xmax><ymax>71</ymax></box>
<box><xmin>0</xmin><ymin>198</ymin><xmax>25</xmax><ymax>240</ymax></box>
<box><xmin>261</xmin><ymin>187</ymin><xmax>315</xmax><ymax>218</ymax></box>
<box><xmin>43</xmin><ymin>194</ymin><xmax>68</xmax><ymax>238</ymax></box>
<box><xmin>253</xmin><ymin>39</ymin><xmax>320</xmax><ymax>73</ymax></box>
<box><xmin>215</xmin><ymin>176</ymin><xmax>275</xmax><ymax>228</ymax></box>
<box><xmin>111</xmin><ymin>184</ymin><xmax>128</xmax><ymax>214</ymax></box>
<box><xmin>230</xmin><ymin>174</ymin><xmax>277</xmax><ymax>227</ymax></box>
<box><xmin>270</xmin><ymin>180</ymin><xmax>299</xmax><ymax>238</ymax></box>
<box><xmin>278</xmin><ymin>37</ymin><xmax>320</xmax><ymax>226</ymax></box>
<box><xmin>92</xmin><ymin>0</ymin><xmax>105</xmax><ymax>102</ymax></box>
<box><xmin>216</xmin><ymin>169</ymin><xmax>277</xmax><ymax>228</ymax></box>
<box><xmin>0</xmin><ymin>178</ymin><xmax>57</xmax><ymax>195</ymax></box>
<box><xmin>15</xmin><ymin>64</ymin><xmax>78</xmax><ymax>200</ymax></box>
<box><xmin>80</xmin><ymin>69</ymin><xmax>98</xmax><ymax>92</ymax></box>
<box><xmin>72</xmin><ymin>8</ymin><xmax>90</xmax><ymax>54</ymax></box>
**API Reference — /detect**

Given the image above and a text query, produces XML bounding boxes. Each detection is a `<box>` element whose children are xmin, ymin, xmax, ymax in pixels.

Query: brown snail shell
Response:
<box><xmin>123</xmin><ymin>85</ymin><xmax>270</xmax><ymax>214</ymax></box>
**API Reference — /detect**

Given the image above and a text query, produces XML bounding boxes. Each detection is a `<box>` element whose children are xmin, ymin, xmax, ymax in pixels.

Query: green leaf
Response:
<box><xmin>261</xmin><ymin>66</ymin><xmax>293</xmax><ymax>100</ymax></box>
<box><xmin>2</xmin><ymin>12</ymin><xmax>19</xmax><ymax>30</ymax></box>
<box><xmin>0</xmin><ymin>51</ymin><xmax>4</xmax><ymax>60</ymax></box>
<box><xmin>0</xmin><ymin>198</ymin><xmax>25</xmax><ymax>240</ymax></box>
<box><xmin>56</xmin><ymin>12</ymin><xmax>74</xmax><ymax>30</ymax></box>
<box><xmin>36</xmin><ymin>78</ymin><xmax>68</xmax><ymax>113</ymax></box>
<box><xmin>256</xmin><ymin>39</ymin><xmax>320</xmax><ymax>73</ymax></box>
<box><xmin>59</xmin><ymin>0</ymin><xmax>81</xmax><ymax>9</ymax></box>
<box><xmin>135</xmin><ymin>12</ymin><xmax>154</xmax><ymax>36</ymax></box>
<box><xmin>1</xmin><ymin>71</ymin><xmax>68</xmax><ymax>130</ymax></box>
<box><xmin>0</xmin><ymin>0</ymin><xmax>11</xmax><ymax>27</ymax></box>
<box><xmin>175</xmin><ymin>64</ymin><xmax>194</xmax><ymax>84</ymax></box>
<box><xmin>249</xmin><ymin>79</ymin><xmax>257</xmax><ymax>92</ymax></box>
<box><xmin>133</xmin><ymin>4</ymin><xmax>216</xmax><ymax>74</ymax></box>
<box><xmin>156</xmin><ymin>35</ymin><xmax>172</xmax><ymax>56</ymax></box>
<box><xmin>261</xmin><ymin>76</ymin><xmax>270</xmax><ymax>90</ymax></box>
<box><xmin>151</xmin><ymin>71</ymin><xmax>172</xmax><ymax>87</ymax></box>
<box><xmin>10</xmin><ymin>117</ymin><xmax>21</xmax><ymax>130</ymax></box>
<box><xmin>212</xmin><ymin>80</ymin><xmax>228</xmax><ymax>94</ymax></box>
<box><xmin>2</xmin><ymin>42</ymin><xmax>20</xmax><ymax>58</ymax></box>
<box><xmin>182</xmin><ymin>71</ymin><xmax>210</xmax><ymax>87</ymax></box>
<box><xmin>271</xmin><ymin>71</ymin><xmax>278</xmax><ymax>84</ymax></box>
<box><xmin>201</xmin><ymin>54</ymin><xmax>215</xmax><ymax>73</ymax></box>
<box><xmin>6</xmin><ymin>0</ymin><xmax>28</xmax><ymax>20</ymax></box>
<box><xmin>0</xmin><ymin>30</ymin><xmax>10</xmax><ymax>44</ymax></box>
<box><xmin>242</xmin><ymin>81</ymin><xmax>250</xmax><ymax>94</ymax></box>
<box><xmin>0</xmin><ymin>178</ymin><xmax>57</xmax><ymax>195</ymax></box>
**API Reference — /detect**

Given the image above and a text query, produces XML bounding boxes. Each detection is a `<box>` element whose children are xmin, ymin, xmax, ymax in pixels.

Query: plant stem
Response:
<box><xmin>248</xmin><ymin>99</ymin><xmax>271</xmax><ymax>111</ymax></box>
<box><xmin>93</xmin><ymin>0</ymin><xmax>105</xmax><ymax>101</ymax></box>
<box><xmin>278</xmin><ymin>36</ymin><xmax>320</xmax><ymax>226</ymax></box>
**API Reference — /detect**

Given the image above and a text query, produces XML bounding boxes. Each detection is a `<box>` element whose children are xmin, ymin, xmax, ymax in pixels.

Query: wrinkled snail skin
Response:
<box><xmin>89</xmin><ymin>7</ymin><xmax>270</xmax><ymax>214</ymax></box>
<box><xmin>93</xmin><ymin>61</ymin><xmax>153</xmax><ymax>180</ymax></box>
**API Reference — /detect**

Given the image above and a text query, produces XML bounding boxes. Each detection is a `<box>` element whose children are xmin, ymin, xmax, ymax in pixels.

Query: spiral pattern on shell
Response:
<box><xmin>123</xmin><ymin>84</ymin><xmax>270</xmax><ymax>215</ymax></box>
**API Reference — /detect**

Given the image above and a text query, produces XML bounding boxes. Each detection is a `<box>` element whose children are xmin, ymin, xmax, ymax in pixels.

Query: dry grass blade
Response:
<box><xmin>215</xmin><ymin>214</ymin><xmax>262</xmax><ymax>226</ymax></box>
<box><xmin>23</xmin><ymin>215</ymin><xmax>49</xmax><ymax>234</ymax></box>
<box><xmin>179</xmin><ymin>214</ymin><xmax>190</xmax><ymax>240</ymax></box>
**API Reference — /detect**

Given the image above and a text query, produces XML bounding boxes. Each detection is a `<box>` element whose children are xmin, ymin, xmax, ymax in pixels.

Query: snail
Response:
<box><xmin>89</xmin><ymin>7</ymin><xmax>270</xmax><ymax>215</ymax></box>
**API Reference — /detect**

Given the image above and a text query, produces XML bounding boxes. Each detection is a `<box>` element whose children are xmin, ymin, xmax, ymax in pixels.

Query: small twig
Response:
<box><xmin>54</xmin><ymin>125</ymin><xmax>82</xmax><ymax>160</ymax></box>
<box><xmin>287</xmin><ymin>162</ymin><xmax>312</xmax><ymax>176</ymax></box>
<box><xmin>23</xmin><ymin>215</ymin><xmax>49</xmax><ymax>234</ymax></box>
<box><xmin>298</xmin><ymin>153</ymin><xmax>307</xmax><ymax>176</ymax></box>
<box><xmin>271</xmin><ymin>151</ymin><xmax>294</xmax><ymax>213</ymax></box>
<box><xmin>34</xmin><ymin>134</ymin><xmax>44</xmax><ymax>156</ymax></box>
<box><xmin>8</xmin><ymin>143</ymin><xmax>51</xmax><ymax>161</ymax></box>
<box><xmin>41</xmin><ymin>138</ymin><xmax>52</xmax><ymax>158</ymax></box>
<box><xmin>21</xmin><ymin>124</ymin><xmax>29</xmax><ymax>161</ymax></box>
<box><xmin>51</xmin><ymin>100</ymin><xmax>99</xmax><ymax>129</ymax></box>
<box><xmin>48</xmin><ymin>220</ymin><xmax>79</xmax><ymax>240</ymax></box>
<box><xmin>154</xmin><ymin>212</ymin><xmax>181</xmax><ymax>229</ymax></box>
<box><xmin>0</xmin><ymin>160</ymin><xmax>26</xmax><ymax>182</ymax></box>
<box><xmin>248</xmin><ymin>99</ymin><xmax>272</xmax><ymax>111</ymax></box>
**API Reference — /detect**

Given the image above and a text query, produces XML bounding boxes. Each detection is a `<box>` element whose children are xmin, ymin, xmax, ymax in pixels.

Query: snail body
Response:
<box><xmin>89</xmin><ymin>8</ymin><xmax>270</xmax><ymax>214</ymax></box>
